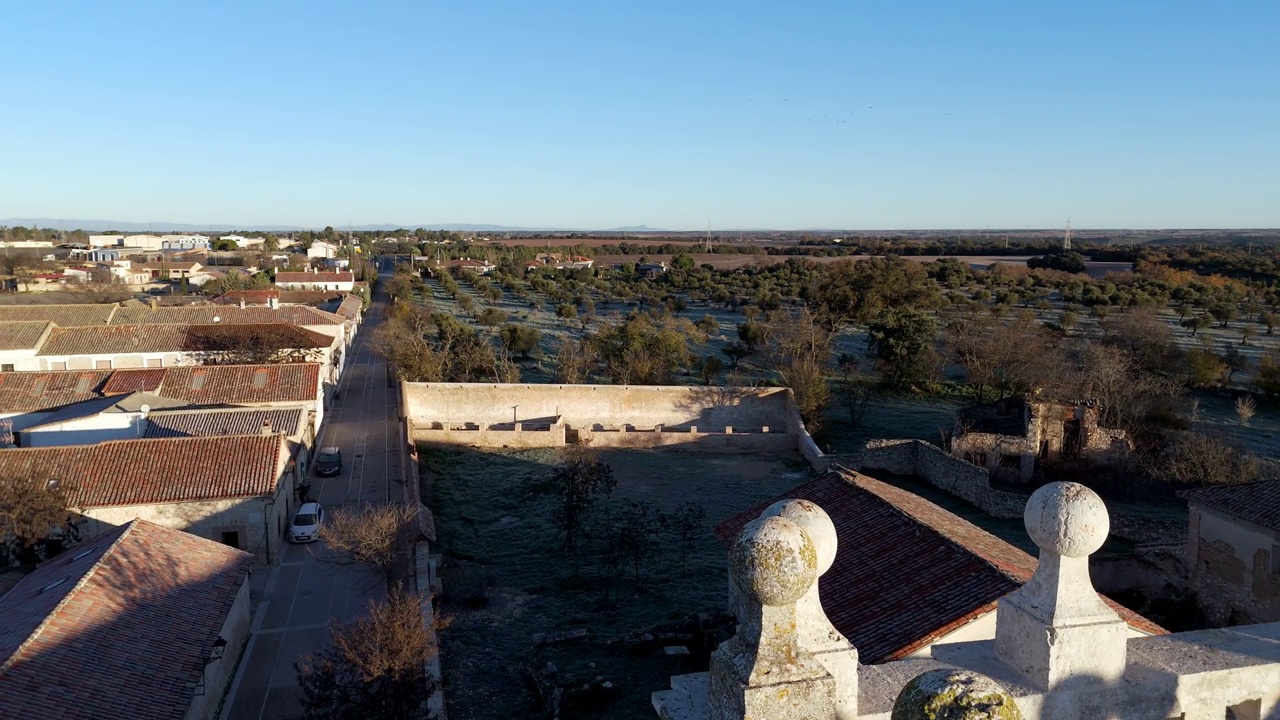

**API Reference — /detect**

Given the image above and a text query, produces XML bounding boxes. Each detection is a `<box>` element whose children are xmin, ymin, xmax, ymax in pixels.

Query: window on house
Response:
<box><xmin>220</xmin><ymin>531</ymin><xmax>241</xmax><ymax>549</ymax></box>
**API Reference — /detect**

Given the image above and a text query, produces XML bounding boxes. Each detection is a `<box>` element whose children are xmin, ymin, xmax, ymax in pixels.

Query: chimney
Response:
<box><xmin>239</xmin><ymin>298</ymin><xmax>246</xmax><ymax>309</ymax></box>
<box><xmin>149</xmin><ymin>297</ymin><xmax>158</xmax><ymax>311</ymax></box>
<box><xmin>260</xmin><ymin>419</ymin><xmax>273</xmax><ymax>435</ymax></box>
<box><xmin>268</xmin><ymin>296</ymin><xmax>279</xmax><ymax>310</ymax></box>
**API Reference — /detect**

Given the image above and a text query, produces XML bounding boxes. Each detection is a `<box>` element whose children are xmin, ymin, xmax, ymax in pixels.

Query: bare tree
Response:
<box><xmin>529</xmin><ymin>451</ymin><xmax>616</xmax><ymax>555</ymax></box>
<box><xmin>661</xmin><ymin>501</ymin><xmax>707</xmax><ymax>575</ymax></box>
<box><xmin>0</xmin><ymin>477</ymin><xmax>82</xmax><ymax>565</ymax></box>
<box><xmin>1140</xmin><ymin>431</ymin><xmax>1262</xmax><ymax>487</ymax></box>
<box><xmin>1235</xmin><ymin>395</ymin><xmax>1257</xmax><ymax>427</ymax></box>
<box><xmin>296</xmin><ymin>587</ymin><xmax>444</xmax><ymax>720</ymax></box>
<box><xmin>320</xmin><ymin>503</ymin><xmax>417</xmax><ymax>580</ymax></box>
<box><xmin>763</xmin><ymin>306</ymin><xmax>834</xmax><ymax>433</ymax></box>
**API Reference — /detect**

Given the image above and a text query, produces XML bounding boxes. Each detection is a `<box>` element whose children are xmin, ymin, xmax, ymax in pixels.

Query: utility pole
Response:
<box><xmin>1063</xmin><ymin>219</ymin><xmax>1073</xmax><ymax>252</ymax></box>
<box><xmin>706</xmin><ymin>221</ymin><xmax>711</xmax><ymax>253</ymax></box>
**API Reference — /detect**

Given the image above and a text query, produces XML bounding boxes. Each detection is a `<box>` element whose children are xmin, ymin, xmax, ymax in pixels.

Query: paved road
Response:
<box><xmin>223</xmin><ymin>280</ymin><xmax>404</xmax><ymax>720</ymax></box>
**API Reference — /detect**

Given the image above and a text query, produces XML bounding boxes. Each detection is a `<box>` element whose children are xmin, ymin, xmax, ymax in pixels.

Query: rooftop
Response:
<box><xmin>275</xmin><ymin>271</ymin><xmax>353</xmax><ymax>283</ymax></box>
<box><xmin>0</xmin><ymin>520</ymin><xmax>252</xmax><ymax>720</ymax></box>
<box><xmin>715</xmin><ymin>469</ymin><xmax>1162</xmax><ymax>663</ymax></box>
<box><xmin>144</xmin><ymin>407</ymin><xmax>304</xmax><ymax>439</ymax></box>
<box><xmin>154</xmin><ymin>364</ymin><xmax>321</xmax><ymax>404</ymax></box>
<box><xmin>36</xmin><ymin>323</ymin><xmax>333</xmax><ymax>356</ymax></box>
<box><xmin>0</xmin><ymin>434</ymin><xmax>288</xmax><ymax>507</ymax></box>
<box><xmin>0</xmin><ymin>370</ymin><xmax>114</xmax><ymax>413</ymax></box>
<box><xmin>109</xmin><ymin>305</ymin><xmax>343</xmax><ymax>326</ymax></box>
<box><xmin>1180</xmin><ymin>479</ymin><xmax>1280</xmax><ymax>532</ymax></box>
<box><xmin>0</xmin><ymin>321</ymin><xmax>52</xmax><ymax>351</ymax></box>
<box><xmin>0</xmin><ymin>304</ymin><xmax>117</xmax><ymax>327</ymax></box>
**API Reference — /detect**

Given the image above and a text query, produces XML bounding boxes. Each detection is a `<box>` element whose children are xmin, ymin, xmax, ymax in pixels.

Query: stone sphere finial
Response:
<box><xmin>892</xmin><ymin>669</ymin><xmax>1023</xmax><ymax>720</ymax></box>
<box><xmin>1023</xmin><ymin>482</ymin><xmax>1109</xmax><ymax>558</ymax></box>
<box><xmin>730</xmin><ymin>516</ymin><xmax>817</xmax><ymax>606</ymax></box>
<box><xmin>761</xmin><ymin>499</ymin><xmax>838</xmax><ymax>576</ymax></box>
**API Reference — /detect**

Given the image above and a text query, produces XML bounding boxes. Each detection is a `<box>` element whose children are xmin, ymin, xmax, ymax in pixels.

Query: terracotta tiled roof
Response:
<box><xmin>0</xmin><ymin>434</ymin><xmax>288</xmax><ymax>507</ymax></box>
<box><xmin>0</xmin><ymin>370</ymin><xmax>114</xmax><ymax>413</ymax></box>
<box><xmin>211</xmin><ymin>289</ymin><xmax>281</xmax><ymax>305</ymax></box>
<box><xmin>0</xmin><ymin>519</ymin><xmax>252</xmax><ymax>720</ymax></box>
<box><xmin>156</xmin><ymin>363</ymin><xmax>322</xmax><ymax>404</ymax></box>
<box><xmin>278</xmin><ymin>290</ymin><xmax>345</xmax><ymax>304</ymax></box>
<box><xmin>110</xmin><ymin>305</ymin><xmax>343</xmax><ymax>326</ymax></box>
<box><xmin>1180</xmin><ymin>480</ymin><xmax>1280</xmax><ymax>532</ymax></box>
<box><xmin>0</xmin><ymin>304</ymin><xmax>117</xmax><ymax>327</ymax></box>
<box><xmin>36</xmin><ymin>323</ymin><xmax>333</xmax><ymax>356</ymax></box>
<box><xmin>101</xmin><ymin>368</ymin><xmax>166</xmax><ymax>394</ymax></box>
<box><xmin>37</xmin><ymin>324</ymin><xmax>189</xmax><ymax>355</ymax></box>
<box><xmin>275</xmin><ymin>271</ymin><xmax>353</xmax><ymax>283</ymax></box>
<box><xmin>714</xmin><ymin>470</ymin><xmax>1164</xmax><ymax>663</ymax></box>
<box><xmin>145</xmin><ymin>407</ymin><xmax>304</xmax><ymax>438</ymax></box>
<box><xmin>335</xmin><ymin>293</ymin><xmax>363</xmax><ymax>320</ymax></box>
<box><xmin>0</xmin><ymin>321</ymin><xmax>52</xmax><ymax>351</ymax></box>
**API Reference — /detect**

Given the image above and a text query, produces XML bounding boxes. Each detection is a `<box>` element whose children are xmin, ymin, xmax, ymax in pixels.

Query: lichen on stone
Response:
<box><xmin>891</xmin><ymin>669</ymin><xmax>1023</xmax><ymax>720</ymax></box>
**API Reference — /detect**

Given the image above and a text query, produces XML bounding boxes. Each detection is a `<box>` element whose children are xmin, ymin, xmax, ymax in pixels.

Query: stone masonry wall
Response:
<box><xmin>843</xmin><ymin>438</ymin><xmax>1022</xmax><ymax>519</ymax></box>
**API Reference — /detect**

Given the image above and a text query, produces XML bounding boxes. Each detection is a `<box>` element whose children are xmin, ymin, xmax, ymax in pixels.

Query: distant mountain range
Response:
<box><xmin>0</xmin><ymin>218</ymin><xmax>671</xmax><ymax>233</ymax></box>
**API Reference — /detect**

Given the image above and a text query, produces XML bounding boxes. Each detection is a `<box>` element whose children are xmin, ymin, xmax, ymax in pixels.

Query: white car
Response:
<box><xmin>289</xmin><ymin>502</ymin><xmax>325</xmax><ymax>543</ymax></box>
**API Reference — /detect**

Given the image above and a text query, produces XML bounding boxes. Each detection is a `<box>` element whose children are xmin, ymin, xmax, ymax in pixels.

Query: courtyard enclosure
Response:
<box><xmin>402</xmin><ymin>382</ymin><xmax>813</xmax><ymax>454</ymax></box>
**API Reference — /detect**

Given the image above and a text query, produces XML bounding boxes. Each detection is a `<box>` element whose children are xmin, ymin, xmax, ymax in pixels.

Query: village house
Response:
<box><xmin>32</xmin><ymin>323</ymin><xmax>340</xmax><ymax>382</ymax></box>
<box><xmin>0</xmin><ymin>519</ymin><xmax>253</xmax><ymax>720</ymax></box>
<box><xmin>950</xmin><ymin>394</ymin><xmax>1130</xmax><ymax>481</ymax></box>
<box><xmin>306</xmin><ymin>240</ymin><xmax>341</xmax><ymax>259</ymax></box>
<box><xmin>0</xmin><ymin>363</ymin><xmax>325</xmax><ymax>436</ymax></box>
<box><xmin>274</xmin><ymin>269</ymin><xmax>355</xmax><ymax>291</ymax></box>
<box><xmin>1181</xmin><ymin>480</ymin><xmax>1280</xmax><ymax>624</ymax></box>
<box><xmin>0</xmin><ymin>433</ymin><xmax>298</xmax><ymax>563</ymax></box>
<box><xmin>0</xmin><ymin>322</ymin><xmax>54</xmax><ymax>372</ymax></box>
<box><xmin>443</xmin><ymin>258</ymin><xmax>496</xmax><ymax>275</ymax></box>
<box><xmin>715</xmin><ymin>469</ymin><xmax>1161</xmax><ymax>664</ymax></box>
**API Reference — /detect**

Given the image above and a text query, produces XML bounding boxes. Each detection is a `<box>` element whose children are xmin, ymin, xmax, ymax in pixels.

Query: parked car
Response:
<box><xmin>316</xmin><ymin>446</ymin><xmax>342</xmax><ymax>476</ymax></box>
<box><xmin>288</xmin><ymin>502</ymin><xmax>325</xmax><ymax>543</ymax></box>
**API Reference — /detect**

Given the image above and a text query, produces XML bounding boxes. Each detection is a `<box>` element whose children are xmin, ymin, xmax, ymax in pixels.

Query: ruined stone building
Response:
<box><xmin>950</xmin><ymin>394</ymin><xmax>1130</xmax><ymax>482</ymax></box>
<box><xmin>1181</xmin><ymin>480</ymin><xmax>1280</xmax><ymax>625</ymax></box>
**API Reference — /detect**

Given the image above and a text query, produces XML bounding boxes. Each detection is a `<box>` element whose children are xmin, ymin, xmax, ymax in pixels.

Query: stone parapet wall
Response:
<box><xmin>840</xmin><ymin>438</ymin><xmax>1021</xmax><ymax>519</ymax></box>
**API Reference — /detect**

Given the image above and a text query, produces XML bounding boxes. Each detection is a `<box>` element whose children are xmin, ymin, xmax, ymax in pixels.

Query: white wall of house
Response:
<box><xmin>80</xmin><ymin>481</ymin><xmax>295</xmax><ymax>565</ymax></box>
<box><xmin>0</xmin><ymin>348</ymin><xmax>41</xmax><ymax>372</ymax></box>
<box><xmin>19</xmin><ymin>412</ymin><xmax>144</xmax><ymax>447</ymax></box>
<box><xmin>184</xmin><ymin>573</ymin><xmax>251</xmax><ymax>720</ymax></box>
<box><xmin>39</xmin><ymin>352</ymin><xmax>179</xmax><ymax>371</ymax></box>
<box><xmin>276</xmin><ymin>280</ymin><xmax>355</xmax><ymax>292</ymax></box>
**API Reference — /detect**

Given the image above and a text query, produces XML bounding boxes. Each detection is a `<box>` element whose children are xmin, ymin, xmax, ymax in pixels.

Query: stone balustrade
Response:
<box><xmin>653</xmin><ymin>482</ymin><xmax>1280</xmax><ymax>720</ymax></box>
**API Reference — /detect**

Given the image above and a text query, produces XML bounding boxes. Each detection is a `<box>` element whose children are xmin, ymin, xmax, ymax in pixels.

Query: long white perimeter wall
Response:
<box><xmin>401</xmin><ymin>382</ymin><xmax>795</xmax><ymax>432</ymax></box>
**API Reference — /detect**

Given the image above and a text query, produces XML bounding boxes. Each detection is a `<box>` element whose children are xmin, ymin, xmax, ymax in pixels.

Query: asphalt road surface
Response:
<box><xmin>222</xmin><ymin>277</ymin><xmax>404</xmax><ymax>719</ymax></box>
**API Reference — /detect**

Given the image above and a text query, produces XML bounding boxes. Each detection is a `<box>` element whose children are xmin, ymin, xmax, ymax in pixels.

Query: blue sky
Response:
<box><xmin>2</xmin><ymin>1</ymin><xmax>1277</xmax><ymax>230</ymax></box>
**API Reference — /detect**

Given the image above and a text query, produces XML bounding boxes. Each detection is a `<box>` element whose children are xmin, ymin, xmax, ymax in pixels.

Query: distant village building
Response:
<box><xmin>444</xmin><ymin>258</ymin><xmax>496</xmax><ymax>275</ymax></box>
<box><xmin>161</xmin><ymin>235</ymin><xmax>211</xmax><ymax>251</ymax></box>
<box><xmin>306</xmin><ymin>240</ymin><xmax>341</xmax><ymax>259</ymax></box>
<box><xmin>274</xmin><ymin>269</ymin><xmax>355</xmax><ymax>292</ymax></box>
<box><xmin>1181</xmin><ymin>480</ymin><xmax>1280</xmax><ymax>624</ymax></box>
<box><xmin>950</xmin><ymin>394</ymin><xmax>1130</xmax><ymax>481</ymax></box>
<box><xmin>0</xmin><ymin>519</ymin><xmax>253</xmax><ymax>720</ymax></box>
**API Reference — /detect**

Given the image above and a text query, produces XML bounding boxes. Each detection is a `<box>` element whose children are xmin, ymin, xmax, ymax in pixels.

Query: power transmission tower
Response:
<box><xmin>1064</xmin><ymin>219</ymin><xmax>1073</xmax><ymax>251</ymax></box>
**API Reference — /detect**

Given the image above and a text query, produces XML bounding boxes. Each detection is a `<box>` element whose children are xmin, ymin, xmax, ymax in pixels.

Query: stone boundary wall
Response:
<box><xmin>402</xmin><ymin>382</ymin><xmax>805</xmax><ymax>454</ymax></box>
<box><xmin>839</xmin><ymin>438</ymin><xmax>1023</xmax><ymax>519</ymax></box>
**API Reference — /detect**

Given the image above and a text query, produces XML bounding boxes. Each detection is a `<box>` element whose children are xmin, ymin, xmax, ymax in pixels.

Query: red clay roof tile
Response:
<box><xmin>0</xmin><ymin>519</ymin><xmax>252</xmax><ymax>720</ymax></box>
<box><xmin>715</xmin><ymin>470</ymin><xmax>1164</xmax><ymax>663</ymax></box>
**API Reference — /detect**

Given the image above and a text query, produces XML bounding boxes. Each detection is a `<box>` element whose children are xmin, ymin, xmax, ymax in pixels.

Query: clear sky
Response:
<box><xmin>2</xmin><ymin>1</ymin><xmax>1277</xmax><ymax>230</ymax></box>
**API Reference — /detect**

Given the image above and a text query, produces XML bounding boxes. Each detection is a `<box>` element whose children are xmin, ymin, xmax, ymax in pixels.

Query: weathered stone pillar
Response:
<box><xmin>759</xmin><ymin>499</ymin><xmax>858</xmax><ymax>720</ymax></box>
<box><xmin>708</xmin><ymin>515</ymin><xmax>835</xmax><ymax>720</ymax></box>
<box><xmin>995</xmin><ymin>482</ymin><xmax>1127</xmax><ymax>689</ymax></box>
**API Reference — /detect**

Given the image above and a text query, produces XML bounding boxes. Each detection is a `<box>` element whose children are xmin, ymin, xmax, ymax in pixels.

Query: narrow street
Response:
<box><xmin>223</xmin><ymin>276</ymin><xmax>402</xmax><ymax>720</ymax></box>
